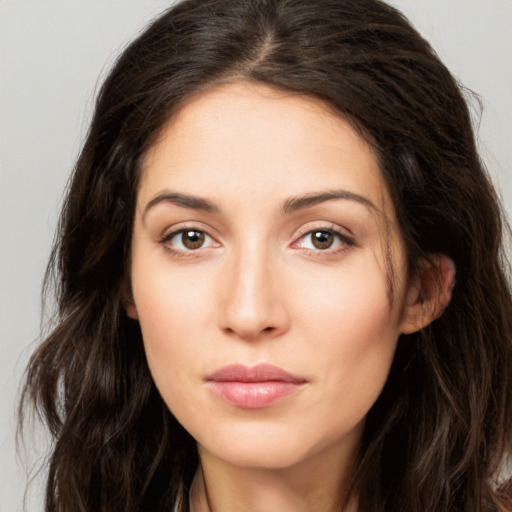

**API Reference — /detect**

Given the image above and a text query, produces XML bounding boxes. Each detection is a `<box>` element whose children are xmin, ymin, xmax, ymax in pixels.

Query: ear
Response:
<box><xmin>400</xmin><ymin>254</ymin><xmax>455</xmax><ymax>334</ymax></box>
<box><xmin>120</xmin><ymin>278</ymin><xmax>138</xmax><ymax>320</ymax></box>
<box><xmin>125</xmin><ymin>302</ymin><xmax>138</xmax><ymax>320</ymax></box>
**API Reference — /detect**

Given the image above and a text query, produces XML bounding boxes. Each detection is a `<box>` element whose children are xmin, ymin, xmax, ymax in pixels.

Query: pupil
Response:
<box><xmin>312</xmin><ymin>231</ymin><xmax>333</xmax><ymax>249</ymax></box>
<box><xmin>182</xmin><ymin>230</ymin><xmax>205</xmax><ymax>249</ymax></box>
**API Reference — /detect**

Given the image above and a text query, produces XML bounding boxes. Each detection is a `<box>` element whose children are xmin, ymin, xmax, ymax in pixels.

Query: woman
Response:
<box><xmin>20</xmin><ymin>0</ymin><xmax>512</xmax><ymax>511</ymax></box>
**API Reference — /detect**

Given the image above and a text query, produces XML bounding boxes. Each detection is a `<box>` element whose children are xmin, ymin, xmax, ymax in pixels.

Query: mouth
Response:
<box><xmin>205</xmin><ymin>363</ymin><xmax>308</xmax><ymax>409</ymax></box>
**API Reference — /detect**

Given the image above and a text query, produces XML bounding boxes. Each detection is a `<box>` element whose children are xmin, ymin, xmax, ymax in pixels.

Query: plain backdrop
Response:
<box><xmin>1</xmin><ymin>1</ymin><xmax>511</xmax><ymax>510</ymax></box>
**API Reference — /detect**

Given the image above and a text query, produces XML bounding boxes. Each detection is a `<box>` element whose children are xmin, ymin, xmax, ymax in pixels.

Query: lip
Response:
<box><xmin>205</xmin><ymin>364</ymin><xmax>307</xmax><ymax>409</ymax></box>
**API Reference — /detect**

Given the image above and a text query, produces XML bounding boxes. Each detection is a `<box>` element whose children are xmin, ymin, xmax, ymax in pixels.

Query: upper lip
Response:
<box><xmin>206</xmin><ymin>363</ymin><xmax>307</xmax><ymax>383</ymax></box>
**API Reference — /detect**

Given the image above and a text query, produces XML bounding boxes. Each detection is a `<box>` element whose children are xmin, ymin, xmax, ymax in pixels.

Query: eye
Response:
<box><xmin>297</xmin><ymin>229</ymin><xmax>353</xmax><ymax>251</ymax></box>
<box><xmin>163</xmin><ymin>229</ymin><xmax>215</xmax><ymax>251</ymax></box>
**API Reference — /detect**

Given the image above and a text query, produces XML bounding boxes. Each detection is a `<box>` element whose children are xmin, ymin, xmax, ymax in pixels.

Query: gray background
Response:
<box><xmin>1</xmin><ymin>1</ymin><xmax>511</xmax><ymax>510</ymax></box>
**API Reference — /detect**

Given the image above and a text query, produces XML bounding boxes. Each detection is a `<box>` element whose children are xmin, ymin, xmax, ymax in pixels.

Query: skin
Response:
<box><xmin>127</xmin><ymin>82</ymin><xmax>449</xmax><ymax>512</ymax></box>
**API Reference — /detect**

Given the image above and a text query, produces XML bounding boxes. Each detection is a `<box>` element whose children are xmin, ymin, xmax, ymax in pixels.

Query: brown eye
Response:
<box><xmin>161</xmin><ymin>228</ymin><xmax>217</xmax><ymax>254</ymax></box>
<box><xmin>296</xmin><ymin>228</ymin><xmax>352</xmax><ymax>253</ymax></box>
<box><xmin>311</xmin><ymin>230</ymin><xmax>334</xmax><ymax>249</ymax></box>
<box><xmin>181</xmin><ymin>230</ymin><xmax>205</xmax><ymax>249</ymax></box>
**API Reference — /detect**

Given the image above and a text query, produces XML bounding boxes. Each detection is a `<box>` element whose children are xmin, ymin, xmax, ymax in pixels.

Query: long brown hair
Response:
<box><xmin>20</xmin><ymin>0</ymin><xmax>512</xmax><ymax>510</ymax></box>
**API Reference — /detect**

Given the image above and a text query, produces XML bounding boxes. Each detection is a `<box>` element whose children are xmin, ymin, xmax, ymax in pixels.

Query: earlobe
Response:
<box><xmin>120</xmin><ymin>278</ymin><xmax>138</xmax><ymax>320</ymax></box>
<box><xmin>400</xmin><ymin>254</ymin><xmax>455</xmax><ymax>334</ymax></box>
<box><xmin>125</xmin><ymin>303</ymin><xmax>138</xmax><ymax>320</ymax></box>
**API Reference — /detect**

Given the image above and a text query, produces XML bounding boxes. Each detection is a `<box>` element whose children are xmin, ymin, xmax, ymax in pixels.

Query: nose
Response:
<box><xmin>218</xmin><ymin>245</ymin><xmax>290</xmax><ymax>341</ymax></box>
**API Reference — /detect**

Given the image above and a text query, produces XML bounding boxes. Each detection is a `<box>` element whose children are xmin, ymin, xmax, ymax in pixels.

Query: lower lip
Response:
<box><xmin>208</xmin><ymin>381</ymin><xmax>304</xmax><ymax>409</ymax></box>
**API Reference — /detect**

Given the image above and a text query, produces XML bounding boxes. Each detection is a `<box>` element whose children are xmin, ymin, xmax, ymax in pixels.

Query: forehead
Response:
<box><xmin>139</xmin><ymin>81</ymin><xmax>394</xmax><ymax>220</ymax></box>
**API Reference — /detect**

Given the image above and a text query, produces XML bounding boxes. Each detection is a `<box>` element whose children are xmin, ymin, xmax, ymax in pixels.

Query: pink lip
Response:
<box><xmin>205</xmin><ymin>364</ymin><xmax>307</xmax><ymax>409</ymax></box>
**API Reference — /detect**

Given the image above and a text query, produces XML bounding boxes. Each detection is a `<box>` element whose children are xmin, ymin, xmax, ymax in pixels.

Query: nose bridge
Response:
<box><xmin>220</xmin><ymin>238</ymin><xmax>287</xmax><ymax>340</ymax></box>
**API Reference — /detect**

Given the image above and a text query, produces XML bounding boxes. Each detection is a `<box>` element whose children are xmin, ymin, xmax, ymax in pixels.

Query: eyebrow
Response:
<box><xmin>143</xmin><ymin>188</ymin><xmax>377</xmax><ymax>218</ymax></box>
<box><xmin>143</xmin><ymin>191</ymin><xmax>221</xmax><ymax>218</ymax></box>
<box><xmin>282</xmin><ymin>189</ymin><xmax>377</xmax><ymax>214</ymax></box>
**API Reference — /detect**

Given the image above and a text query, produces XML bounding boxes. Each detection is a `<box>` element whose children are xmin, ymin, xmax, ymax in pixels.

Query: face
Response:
<box><xmin>128</xmin><ymin>82</ymin><xmax>415</xmax><ymax>473</ymax></box>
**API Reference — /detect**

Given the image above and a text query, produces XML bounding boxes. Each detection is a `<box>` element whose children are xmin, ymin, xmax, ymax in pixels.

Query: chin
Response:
<box><xmin>203</xmin><ymin>440</ymin><xmax>312</xmax><ymax>470</ymax></box>
<box><xmin>193</xmin><ymin>416</ymin><xmax>362</xmax><ymax>472</ymax></box>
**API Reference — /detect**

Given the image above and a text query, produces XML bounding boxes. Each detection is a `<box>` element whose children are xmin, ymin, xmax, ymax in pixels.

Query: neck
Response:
<box><xmin>189</xmin><ymin>443</ymin><xmax>359</xmax><ymax>512</ymax></box>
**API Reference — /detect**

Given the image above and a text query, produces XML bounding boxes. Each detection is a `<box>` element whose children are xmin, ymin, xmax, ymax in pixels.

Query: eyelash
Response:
<box><xmin>292</xmin><ymin>226</ymin><xmax>357</xmax><ymax>257</ymax></box>
<box><xmin>157</xmin><ymin>225</ymin><xmax>357</xmax><ymax>258</ymax></box>
<box><xmin>158</xmin><ymin>226</ymin><xmax>219</xmax><ymax>258</ymax></box>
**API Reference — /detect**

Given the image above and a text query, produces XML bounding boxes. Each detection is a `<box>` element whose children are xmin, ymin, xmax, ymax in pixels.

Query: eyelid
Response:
<box><xmin>290</xmin><ymin>222</ymin><xmax>357</xmax><ymax>253</ymax></box>
<box><xmin>158</xmin><ymin>221</ymin><xmax>218</xmax><ymax>241</ymax></box>
<box><xmin>158</xmin><ymin>222</ymin><xmax>221</xmax><ymax>254</ymax></box>
<box><xmin>292</xmin><ymin>222</ymin><xmax>354</xmax><ymax>242</ymax></box>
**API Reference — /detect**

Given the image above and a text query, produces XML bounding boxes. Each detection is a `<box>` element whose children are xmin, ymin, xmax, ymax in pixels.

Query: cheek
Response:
<box><xmin>130</xmin><ymin>247</ymin><xmax>227</xmax><ymax>419</ymax></box>
<box><xmin>294</xmin><ymin>257</ymin><xmax>401</xmax><ymax>414</ymax></box>
<box><xmin>133</xmin><ymin>266</ymin><xmax>211</xmax><ymax>360</ymax></box>
<box><xmin>294</xmin><ymin>253</ymin><xmax>401</xmax><ymax>348</ymax></box>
